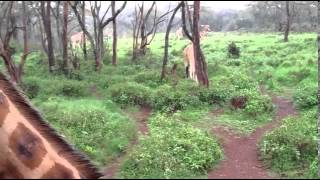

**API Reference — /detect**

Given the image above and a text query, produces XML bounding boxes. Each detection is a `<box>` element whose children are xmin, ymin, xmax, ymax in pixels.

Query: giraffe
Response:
<box><xmin>183</xmin><ymin>25</ymin><xmax>211</xmax><ymax>82</ymax></box>
<box><xmin>70</xmin><ymin>31</ymin><xmax>86</xmax><ymax>50</ymax></box>
<box><xmin>0</xmin><ymin>72</ymin><xmax>102</xmax><ymax>179</ymax></box>
<box><xmin>176</xmin><ymin>27</ymin><xmax>185</xmax><ymax>40</ymax></box>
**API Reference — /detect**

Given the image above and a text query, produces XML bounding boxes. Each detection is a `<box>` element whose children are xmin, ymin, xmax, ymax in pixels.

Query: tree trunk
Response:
<box><xmin>82</xmin><ymin>1</ymin><xmax>87</xmax><ymax>60</ymax></box>
<box><xmin>55</xmin><ymin>1</ymin><xmax>62</xmax><ymax>52</ymax></box>
<box><xmin>62</xmin><ymin>1</ymin><xmax>69</xmax><ymax>75</ymax></box>
<box><xmin>161</xmin><ymin>3</ymin><xmax>182</xmax><ymax>80</ymax></box>
<box><xmin>193</xmin><ymin>1</ymin><xmax>209</xmax><ymax>87</ymax></box>
<box><xmin>0</xmin><ymin>1</ymin><xmax>29</xmax><ymax>84</ymax></box>
<box><xmin>0</xmin><ymin>52</ymin><xmax>19</xmax><ymax>83</ymax></box>
<box><xmin>17</xmin><ymin>1</ymin><xmax>29</xmax><ymax>82</ymax></box>
<box><xmin>111</xmin><ymin>1</ymin><xmax>117</xmax><ymax>66</ymax></box>
<box><xmin>317</xmin><ymin>1</ymin><xmax>320</xmax><ymax>177</ymax></box>
<box><xmin>284</xmin><ymin>1</ymin><xmax>290</xmax><ymax>42</ymax></box>
<box><xmin>41</xmin><ymin>1</ymin><xmax>55</xmax><ymax>72</ymax></box>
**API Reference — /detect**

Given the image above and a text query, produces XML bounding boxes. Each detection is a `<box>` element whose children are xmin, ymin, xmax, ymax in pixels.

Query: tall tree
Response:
<box><xmin>193</xmin><ymin>1</ymin><xmax>209</xmax><ymax>87</ymax></box>
<box><xmin>161</xmin><ymin>2</ymin><xmax>182</xmax><ymax>80</ymax></box>
<box><xmin>317</xmin><ymin>1</ymin><xmax>320</xmax><ymax>177</ymax></box>
<box><xmin>0</xmin><ymin>1</ymin><xmax>30</xmax><ymax>84</ymax></box>
<box><xmin>70</xmin><ymin>1</ymin><xmax>127</xmax><ymax>71</ymax></box>
<box><xmin>181</xmin><ymin>1</ymin><xmax>209</xmax><ymax>87</ymax></box>
<box><xmin>81</xmin><ymin>1</ymin><xmax>87</xmax><ymax>60</ymax></box>
<box><xmin>62</xmin><ymin>1</ymin><xmax>69</xmax><ymax>75</ymax></box>
<box><xmin>132</xmin><ymin>2</ymin><xmax>172</xmax><ymax>60</ymax></box>
<box><xmin>111</xmin><ymin>1</ymin><xmax>117</xmax><ymax>66</ymax></box>
<box><xmin>284</xmin><ymin>1</ymin><xmax>291</xmax><ymax>42</ymax></box>
<box><xmin>41</xmin><ymin>1</ymin><xmax>55</xmax><ymax>72</ymax></box>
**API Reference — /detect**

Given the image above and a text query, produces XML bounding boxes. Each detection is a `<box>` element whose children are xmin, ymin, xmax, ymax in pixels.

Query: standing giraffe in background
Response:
<box><xmin>176</xmin><ymin>27</ymin><xmax>185</xmax><ymax>40</ymax></box>
<box><xmin>70</xmin><ymin>31</ymin><xmax>86</xmax><ymax>49</ymax></box>
<box><xmin>0</xmin><ymin>72</ymin><xmax>102</xmax><ymax>179</ymax></box>
<box><xmin>183</xmin><ymin>25</ymin><xmax>211</xmax><ymax>82</ymax></box>
<box><xmin>200</xmin><ymin>25</ymin><xmax>211</xmax><ymax>38</ymax></box>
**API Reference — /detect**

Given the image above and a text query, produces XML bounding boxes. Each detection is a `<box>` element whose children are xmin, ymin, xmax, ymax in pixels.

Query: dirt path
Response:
<box><xmin>208</xmin><ymin>90</ymin><xmax>298</xmax><ymax>179</ymax></box>
<box><xmin>101</xmin><ymin>105</ymin><xmax>152</xmax><ymax>179</ymax></box>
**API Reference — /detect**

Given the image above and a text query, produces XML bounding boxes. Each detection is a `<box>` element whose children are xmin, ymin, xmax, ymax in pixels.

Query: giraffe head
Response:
<box><xmin>0</xmin><ymin>72</ymin><xmax>102</xmax><ymax>179</ymax></box>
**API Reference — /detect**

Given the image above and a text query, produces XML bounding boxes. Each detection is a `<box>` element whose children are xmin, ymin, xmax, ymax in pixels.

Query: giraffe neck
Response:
<box><xmin>0</xmin><ymin>73</ymin><xmax>102</xmax><ymax>179</ymax></box>
<box><xmin>0</xmin><ymin>91</ymin><xmax>81</xmax><ymax>178</ymax></box>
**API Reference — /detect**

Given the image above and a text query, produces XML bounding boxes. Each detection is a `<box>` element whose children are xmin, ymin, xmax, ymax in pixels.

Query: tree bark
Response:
<box><xmin>17</xmin><ymin>1</ymin><xmax>29</xmax><ymax>82</ymax></box>
<box><xmin>70</xmin><ymin>1</ymin><xmax>126</xmax><ymax>71</ymax></box>
<box><xmin>55</xmin><ymin>1</ymin><xmax>62</xmax><ymax>52</ymax></box>
<box><xmin>62</xmin><ymin>1</ymin><xmax>69</xmax><ymax>75</ymax></box>
<box><xmin>193</xmin><ymin>1</ymin><xmax>209</xmax><ymax>87</ymax></box>
<box><xmin>82</xmin><ymin>1</ymin><xmax>87</xmax><ymax>60</ymax></box>
<box><xmin>284</xmin><ymin>1</ymin><xmax>290</xmax><ymax>42</ymax></box>
<box><xmin>317</xmin><ymin>1</ymin><xmax>320</xmax><ymax>177</ymax></box>
<box><xmin>111</xmin><ymin>1</ymin><xmax>117</xmax><ymax>66</ymax></box>
<box><xmin>0</xmin><ymin>1</ymin><xmax>30</xmax><ymax>84</ymax></box>
<box><xmin>161</xmin><ymin>2</ymin><xmax>182</xmax><ymax>80</ymax></box>
<box><xmin>41</xmin><ymin>1</ymin><xmax>55</xmax><ymax>72</ymax></box>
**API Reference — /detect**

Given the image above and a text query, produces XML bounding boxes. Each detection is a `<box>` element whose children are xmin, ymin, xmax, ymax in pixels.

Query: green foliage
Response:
<box><xmin>60</xmin><ymin>80</ymin><xmax>89</xmax><ymax>97</ymax></box>
<box><xmin>152</xmin><ymin>84</ymin><xmax>202</xmax><ymax>113</ymax></box>
<box><xmin>231</xmin><ymin>89</ymin><xmax>274</xmax><ymax>117</ymax></box>
<box><xmin>227</xmin><ymin>41</ymin><xmax>240</xmax><ymax>58</ymax></box>
<box><xmin>198</xmin><ymin>84</ymin><xmax>233</xmax><ymax>106</ymax></box>
<box><xmin>308</xmin><ymin>158</ymin><xmax>319</xmax><ymax>179</ymax></box>
<box><xmin>21</xmin><ymin>77</ymin><xmax>41</xmax><ymax>99</ymax></box>
<box><xmin>220</xmin><ymin>71</ymin><xmax>257</xmax><ymax>91</ymax></box>
<box><xmin>293</xmin><ymin>82</ymin><xmax>317</xmax><ymax>109</ymax></box>
<box><xmin>34</xmin><ymin>98</ymin><xmax>136</xmax><ymax>167</ymax></box>
<box><xmin>108</xmin><ymin>82</ymin><xmax>153</xmax><ymax>107</ymax></box>
<box><xmin>133</xmin><ymin>71</ymin><xmax>163</xmax><ymax>88</ymax></box>
<box><xmin>3</xmin><ymin>32</ymin><xmax>316</xmax><ymax>179</ymax></box>
<box><xmin>120</xmin><ymin>114</ymin><xmax>223</xmax><ymax>179</ymax></box>
<box><xmin>259</xmin><ymin>109</ymin><xmax>317</xmax><ymax>178</ymax></box>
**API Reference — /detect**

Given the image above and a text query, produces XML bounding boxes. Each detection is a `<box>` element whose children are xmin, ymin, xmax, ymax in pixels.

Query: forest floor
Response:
<box><xmin>101</xmin><ymin>105</ymin><xmax>152</xmax><ymax>179</ymax></box>
<box><xmin>207</xmin><ymin>86</ymin><xmax>298</xmax><ymax>179</ymax></box>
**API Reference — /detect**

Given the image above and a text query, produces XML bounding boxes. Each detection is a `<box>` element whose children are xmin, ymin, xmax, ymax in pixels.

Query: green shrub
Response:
<box><xmin>36</xmin><ymin>78</ymin><xmax>89</xmax><ymax>98</ymax></box>
<box><xmin>21</xmin><ymin>77</ymin><xmax>41</xmax><ymax>99</ymax></box>
<box><xmin>35</xmin><ymin>98</ymin><xmax>136</xmax><ymax>166</ymax></box>
<box><xmin>120</xmin><ymin>114</ymin><xmax>223</xmax><ymax>179</ymax></box>
<box><xmin>60</xmin><ymin>80</ymin><xmax>89</xmax><ymax>97</ymax></box>
<box><xmin>266</xmin><ymin>58</ymin><xmax>282</xmax><ymax>68</ymax></box>
<box><xmin>230</xmin><ymin>89</ymin><xmax>274</xmax><ymax>116</ymax></box>
<box><xmin>108</xmin><ymin>82</ymin><xmax>153</xmax><ymax>107</ymax></box>
<box><xmin>293</xmin><ymin>83</ymin><xmax>317</xmax><ymax>109</ymax></box>
<box><xmin>152</xmin><ymin>85</ymin><xmax>202</xmax><ymax>113</ymax></box>
<box><xmin>133</xmin><ymin>71</ymin><xmax>162</xmax><ymax>88</ymax></box>
<box><xmin>309</xmin><ymin>158</ymin><xmax>319</xmax><ymax>179</ymax></box>
<box><xmin>226</xmin><ymin>59</ymin><xmax>241</xmax><ymax>66</ymax></box>
<box><xmin>220</xmin><ymin>72</ymin><xmax>257</xmax><ymax>91</ymax></box>
<box><xmin>288</xmin><ymin>67</ymin><xmax>311</xmax><ymax>82</ymax></box>
<box><xmin>198</xmin><ymin>84</ymin><xmax>234</xmax><ymax>105</ymax></box>
<box><xmin>259</xmin><ymin>110</ymin><xmax>317</xmax><ymax>177</ymax></box>
<box><xmin>227</xmin><ymin>41</ymin><xmax>240</xmax><ymax>58</ymax></box>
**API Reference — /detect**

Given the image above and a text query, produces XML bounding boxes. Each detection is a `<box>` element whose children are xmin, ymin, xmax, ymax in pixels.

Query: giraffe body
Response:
<box><xmin>0</xmin><ymin>72</ymin><xmax>102</xmax><ymax>179</ymax></box>
<box><xmin>183</xmin><ymin>25</ymin><xmax>211</xmax><ymax>83</ymax></box>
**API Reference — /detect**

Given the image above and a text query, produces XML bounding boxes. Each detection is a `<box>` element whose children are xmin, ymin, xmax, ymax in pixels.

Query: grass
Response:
<box><xmin>0</xmin><ymin>32</ymin><xmax>317</xmax><ymax>178</ymax></box>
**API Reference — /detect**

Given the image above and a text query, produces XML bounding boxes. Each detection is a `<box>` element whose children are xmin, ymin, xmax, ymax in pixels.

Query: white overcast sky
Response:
<box><xmin>95</xmin><ymin>1</ymin><xmax>251</xmax><ymax>13</ymax></box>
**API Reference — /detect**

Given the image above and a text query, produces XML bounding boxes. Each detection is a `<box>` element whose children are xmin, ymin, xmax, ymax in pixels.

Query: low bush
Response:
<box><xmin>230</xmin><ymin>89</ymin><xmax>274</xmax><ymax>117</ymax></box>
<box><xmin>227</xmin><ymin>41</ymin><xmax>240</xmax><ymax>58</ymax></box>
<box><xmin>293</xmin><ymin>82</ymin><xmax>317</xmax><ymax>109</ymax></box>
<box><xmin>35</xmin><ymin>98</ymin><xmax>136</xmax><ymax>166</ymax></box>
<box><xmin>120</xmin><ymin>114</ymin><xmax>223</xmax><ymax>179</ymax></box>
<box><xmin>21</xmin><ymin>77</ymin><xmax>41</xmax><ymax>99</ymax></box>
<box><xmin>108</xmin><ymin>82</ymin><xmax>153</xmax><ymax>107</ymax></box>
<box><xmin>259</xmin><ymin>109</ymin><xmax>317</xmax><ymax>178</ymax></box>
<box><xmin>60</xmin><ymin>80</ymin><xmax>89</xmax><ymax>97</ymax></box>
<box><xmin>133</xmin><ymin>71</ymin><xmax>162</xmax><ymax>88</ymax></box>
<box><xmin>152</xmin><ymin>85</ymin><xmax>202</xmax><ymax>113</ymax></box>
